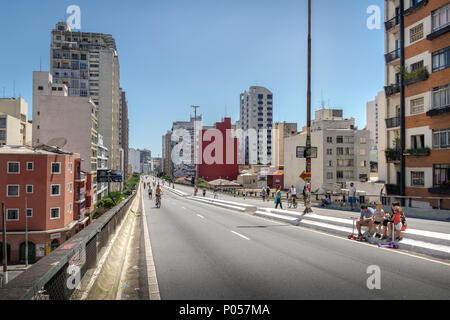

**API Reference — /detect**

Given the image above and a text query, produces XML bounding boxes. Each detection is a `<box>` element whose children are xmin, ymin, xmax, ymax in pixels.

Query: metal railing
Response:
<box><xmin>384</xmin><ymin>83</ymin><xmax>401</xmax><ymax>97</ymax></box>
<box><xmin>385</xmin><ymin>16</ymin><xmax>400</xmax><ymax>31</ymax></box>
<box><xmin>0</xmin><ymin>191</ymin><xmax>136</xmax><ymax>300</ymax></box>
<box><xmin>385</xmin><ymin>48</ymin><xmax>400</xmax><ymax>63</ymax></box>
<box><xmin>385</xmin><ymin>116</ymin><xmax>400</xmax><ymax>129</ymax></box>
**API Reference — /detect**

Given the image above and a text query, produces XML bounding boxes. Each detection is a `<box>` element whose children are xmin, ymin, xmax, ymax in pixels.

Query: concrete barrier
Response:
<box><xmin>189</xmin><ymin>196</ymin><xmax>257</xmax><ymax>213</ymax></box>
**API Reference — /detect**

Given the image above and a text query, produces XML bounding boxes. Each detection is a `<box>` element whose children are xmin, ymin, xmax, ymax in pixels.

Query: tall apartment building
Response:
<box><xmin>171</xmin><ymin>116</ymin><xmax>202</xmax><ymax>179</ymax></box>
<box><xmin>284</xmin><ymin>109</ymin><xmax>370</xmax><ymax>192</ymax></box>
<box><xmin>50</xmin><ymin>22</ymin><xmax>121</xmax><ymax>185</ymax></box>
<box><xmin>238</xmin><ymin>86</ymin><xmax>274</xmax><ymax>165</ymax></box>
<box><xmin>162</xmin><ymin>130</ymin><xmax>173</xmax><ymax>176</ymax></box>
<box><xmin>384</xmin><ymin>0</ymin><xmax>450</xmax><ymax>208</ymax></box>
<box><xmin>0</xmin><ymin>97</ymin><xmax>32</xmax><ymax>146</ymax></box>
<box><xmin>367</xmin><ymin>91</ymin><xmax>386</xmax><ymax>173</ymax></box>
<box><xmin>119</xmin><ymin>89</ymin><xmax>129</xmax><ymax>180</ymax></box>
<box><xmin>129</xmin><ymin>148</ymin><xmax>141</xmax><ymax>174</ymax></box>
<box><xmin>97</xmin><ymin>134</ymin><xmax>109</xmax><ymax>199</ymax></box>
<box><xmin>32</xmin><ymin>71</ymin><xmax>99</xmax><ymax>202</ymax></box>
<box><xmin>273</xmin><ymin>122</ymin><xmax>298</xmax><ymax>168</ymax></box>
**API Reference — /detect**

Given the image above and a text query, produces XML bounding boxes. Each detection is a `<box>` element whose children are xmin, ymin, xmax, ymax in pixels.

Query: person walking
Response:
<box><xmin>274</xmin><ymin>186</ymin><xmax>283</xmax><ymax>209</ymax></box>
<box><xmin>242</xmin><ymin>188</ymin><xmax>247</xmax><ymax>200</ymax></box>
<box><xmin>261</xmin><ymin>187</ymin><xmax>266</xmax><ymax>202</ymax></box>
<box><xmin>266</xmin><ymin>187</ymin><xmax>271</xmax><ymax>200</ymax></box>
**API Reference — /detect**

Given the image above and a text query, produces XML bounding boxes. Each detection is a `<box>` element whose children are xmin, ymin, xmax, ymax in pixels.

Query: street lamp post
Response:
<box><xmin>191</xmin><ymin>105</ymin><xmax>200</xmax><ymax>187</ymax></box>
<box><xmin>304</xmin><ymin>0</ymin><xmax>313</xmax><ymax>214</ymax></box>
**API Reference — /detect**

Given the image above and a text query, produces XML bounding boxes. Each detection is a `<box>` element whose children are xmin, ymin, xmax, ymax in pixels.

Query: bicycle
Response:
<box><xmin>155</xmin><ymin>194</ymin><xmax>161</xmax><ymax>208</ymax></box>
<box><xmin>288</xmin><ymin>195</ymin><xmax>298</xmax><ymax>209</ymax></box>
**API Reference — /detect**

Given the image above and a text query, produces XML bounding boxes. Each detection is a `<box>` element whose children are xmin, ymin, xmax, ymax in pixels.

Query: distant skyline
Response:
<box><xmin>0</xmin><ymin>0</ymin><xmax>384</xmax><ymax>156</ymax></box>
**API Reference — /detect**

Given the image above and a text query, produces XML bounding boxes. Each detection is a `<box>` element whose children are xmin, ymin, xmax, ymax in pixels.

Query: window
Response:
<box><xmin>433</xmin><ymin>164</ymin><xmax>450</xmax><ymax>188</ymax></box>
<box><xmin>410</xmin><ymin>23</ymin><xmax>423</xmax><ymax>43</ymax></box>
<box><xmin>432</xmin><ymin>84</ymin><xmax>450</xmax><ymax>110</ymax></box>
<box><xmin>410</xmin><ymin>60</ymin><xmax>424</xmax><ymax>72</ymax></box>
<box><xmin>410</xmin><ymin>97</ymin><xmax>424</xmax><ymax>114</ymax></box>
<box><xmin>360</xmin><ymin>137</ymin><xmax>367</xmax><ymax>144</ymax></box>
<box><xmin>337</xmin><ymin>136</ymin><xmax>343</xmax><ymax>144</ymax></box>
<box><xmin>327</xmin><ymin>172</ymin><xmax>333</xmax><ymax>180</ymax></box>
<box><xmin>51</xmin><ymin>162</ymin><xmax>61</xmax><ymax>174</ymax></box>
<box><xmin>68</xmin><ymin>203</ymin><xmax>73</xmax><ymax>214</ymax></box>
<box><xmin>51</xmin><ymin>185</ymin><xmax>61</xmax><ymax>196</ymax></box>
<box><xmin>26</xmin><ymin>185</ymin><xmax>33</xmax><ymax>194</ymax></box>
<box><xmin>27</xmin><ymin>162</ymin><xmax>34</xmax><ymax>171</ymax></box>
<box><xmin>7</xmin><ymin>162</ymin><xmax>20</xmax><ymax>174</ymax></box>
<box><xmin>327</xmin><ymin>148</ymin><xmax>333</xmax><ymax>155</ymax></box>
<box><xmin>0</xmin><ymin>117</ymin><xmax>6</xmax><ymax>129</ymax></box>
<box><xmin>336</xmin><ymin>147</ymin><xmax>344</xmax><ymax>155</ymax></box>
<box><xmin>344</xmin><ymin>136</ymin><xmax>354</xmax><ymax>144</ymax></box>
<box><xmin>432</xmin><ymin>47</ymin><xmax>450</xmax><ymax>72</ymax></box>
<box><xmin>433</xmin><ymin>128</ymin><xmax>450</xmax><ymax>149</ymax></box>
<box><xmin>337</xmin><ymin>171</ymin><xmax>344</xmax><ymax>179</ymax></box>
<box><xmin>411</xmin><ymin>171</ymin><xmax>425</xmax><ymax>187</ymax></box>
<box><xmin>7</xmin><ymin>209</ymin><xmax>19</xmax><ymax>221</ymax></box>
<box><xmin>432</xmin><ymin>3</ymin><xmax>449</xmax><ymax>32</ymax></box>
<box><xmin>38</xmin><ymin>86</ymin><xmax>44</xmax><ymax>91</ymax></box>
<box><xmin>328</xmin><ymin>160</ymin><xmax>333</xmax><ymax>167</ymax></box>
<box><xmin>50</xmin><ymin>208</ymin><xmax>60</xmax><ymax>220</ymax></box>
<box><xmin>360</xmin><ymin>161</ymin><xmax>367</xmax><ymax>167</ymax></box>
<box><xmin>411</xmin><ymin>134</ymin><xmax>425</xmax><ymax>149</ymax></box>
<box><xmin>327</xmin><ymin>137</ymin><xmax>333</xmax><ymax>143</ymax></box>
<box><xmin>26</xmin><ymin>208</ymin><xmax>33</xmax><ymax>218</ymax></box>
<box><xmin>7</xmin><ymin>185</ymin><xmax>19</xmax><ymax>197</ymax></box>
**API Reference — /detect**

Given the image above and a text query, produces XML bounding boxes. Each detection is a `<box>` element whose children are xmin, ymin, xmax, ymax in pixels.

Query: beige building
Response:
<box><xmin>32</xmin><ymin>71</ymin><xmax>99</xmax><ymax>200</ymax></box>
<box><xmin>0</xmin><ymin>97</ymin><xmax>32</xmax><ymax>146</ymax></box>
<box><xmin>284</xmin><ymin>109</ymin><xmax>370</xmax><ymax>192</ymax></box>
<box><xmin>273</xmin><ymin>122</ymin><xmax>298</xmax><ymax>168</ymax></box>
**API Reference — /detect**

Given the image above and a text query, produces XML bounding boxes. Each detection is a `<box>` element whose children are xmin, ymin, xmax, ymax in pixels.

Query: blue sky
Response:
<box><xmin>0</xmin><ymin>0</ymin><xmax>384</xmax><ymax>156</ymax></box>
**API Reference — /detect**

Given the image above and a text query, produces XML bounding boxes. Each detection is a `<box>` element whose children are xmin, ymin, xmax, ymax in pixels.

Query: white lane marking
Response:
<box><xmin>231</xmin><ymin>230</ymin><xmax>251</xmax><ymax>241</ymax></box>
<box><xmin>142</xmin><ymin>183</ymin><xmax>161</xmax><ymax>300</ymax></box>
<box><xmin>196</xmin><ymin>214</ymin><xmax>204</xmax><ymax>219</ymax></box>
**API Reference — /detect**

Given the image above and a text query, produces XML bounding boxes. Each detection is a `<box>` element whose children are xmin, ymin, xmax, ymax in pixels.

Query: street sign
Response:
<box><xmin>299</xmin><ymin>171</ymin><xmax>312</xmax><ymax>181</ymax></box>
<box><xmin>296</xmin><ymin>146</ymin><xmax>318</xmax><ymax>159</ymax></box>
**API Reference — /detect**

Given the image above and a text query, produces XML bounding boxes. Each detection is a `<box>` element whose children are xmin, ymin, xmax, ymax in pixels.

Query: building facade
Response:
<box><xmin>0</xmin><ymin>145</ymin><xmax>84</xmax><ymax>264</ymax></box>
<box><xmin>0</xmin><ymin>98</ymin><xmax>32</xmax><ymax>146</ymax></box>
<box><xmin>284</xmin><ymin>109</ymin><xmax>370</xmax><ymax>192</ymax></box>
<box><xmin>119</xmin><ymin>89</ymin><xmax>129</xmax><ymax>180</ymax></box>
<box><xmin>384</xmin><ymin>0</ymin><xmax>450</xmax><ymax>208</ymax></box>
<box><xmin>198</xmin><ymin>117</ymin><xmax>239</xmax><ymax>182</ymax></box>
<box><xmin>162</xmin><ymin>130</ymin><xmax>173</xmax><ymax>176</ymax></box>
<box><xmin>238</xmin><ymin>86</ymin><xmax>273</xmax><ymax>165</ymax></box>
<box><xmin>273</xmin><ymin>122</ymin><xmax>298</xmax><ymax>168</ymax></box>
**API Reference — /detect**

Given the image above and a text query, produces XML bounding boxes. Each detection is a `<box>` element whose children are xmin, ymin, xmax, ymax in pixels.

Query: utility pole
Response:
<box><xmin>25</xmin><ymin>197</ymin><xmax>28</xmax><ymax>268</ymax></box>
<box><xmin>2</xmin><ymin>202</ymin><xmax>7</xmax><ymax>286</ymax></box>
<box><xmin>191</xmin><ymin>105</ymin><xmax>200</xmax><ymax>187</ymax></box>
<box><xmin>399</xmin><ymin>0</ymin><xmax>406</xmax><ymax>207</ymax></box>
<box><xmin>304</xmin><ymin>0</ymin><xmax>313</xmax><ymax>214</ymax></box>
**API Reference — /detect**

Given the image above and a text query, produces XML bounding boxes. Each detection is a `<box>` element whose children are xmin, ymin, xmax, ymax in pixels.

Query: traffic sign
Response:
<box><xmin>299</xmin><ymin>171</ymin><xmax>312</xmax><ymax>181</ymax></box>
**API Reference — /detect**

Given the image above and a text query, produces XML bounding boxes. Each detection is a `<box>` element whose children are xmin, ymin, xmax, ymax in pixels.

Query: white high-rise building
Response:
<box><xmin>238</xmin><ymin>86</ymin><xmax>273</xmax><ymax>165</ymax></box>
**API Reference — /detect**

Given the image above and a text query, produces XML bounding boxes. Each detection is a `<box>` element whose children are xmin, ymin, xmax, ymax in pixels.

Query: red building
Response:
<box><xmin>199</xmin><ymin>118</ymin><xmax>239</xmax><ymax>182</ymax></box>
<box><xmin>0</xmin><ymin>145</ymin><xmax>90</xmax><ymax>264</ymax></box>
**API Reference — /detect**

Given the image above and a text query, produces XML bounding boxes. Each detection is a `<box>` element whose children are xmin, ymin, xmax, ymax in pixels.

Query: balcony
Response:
<box><xmin>427</xmin><ymin>24</ymin><xmax>450</xmax><ymax>40</ymax></box>
<box><xmin>426</xmin><ymin>105</ymin><xmax>450</xmax><ymax>117</ymax></box>
<box><xmin>429</xmin><ymin>183</ymin><xmax>450</xmax><ymax>195</ymax></box>
<box><xmin>406</xmin><ymin>147</ymin><xmax>431</xmax><ymax>157</ymax></box>
<box><xmin>385</xmin><ymin>16</ymin><xmax>400</xmax><ymax>32</ymax></box>
<box><xmin>385</xmin><ymin>48</ymin><xmax>400</xmax><ymax>63</ymax></box>
<box><xmin>384</xmin><ymin>83</ymin><xmax>400</xmax><ymax>97</ymax></box>
<box><xmin>404</xmin><ymin>68</ymin><xmax>429</xmax><ymax>86</ymax></box>
<box><xmin>385</xmin><ymin>116</ymin><xmax>400</xmax><ymax>129</ymax></box>
<box><xmin>404</xmin><ymin>0</ymin><xmax>428</xmax><ymax>16</ymax></box>
<box><xmin>385</xmin><ymin>148</ymin><xmax>402</xmax><ymax>163</ymax></box>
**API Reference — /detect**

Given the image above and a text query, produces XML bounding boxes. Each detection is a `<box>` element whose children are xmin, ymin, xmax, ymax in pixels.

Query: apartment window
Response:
<box><xmin>327</xmin><ymin>148</ymin><xmax>333</xmax><ymax>155</ymax></box>
<box><xmin>50</xmin><ymin>208</ymin><xmax>60</xmax><ymax>220</ymax></box>
<box><xmin>51</xmin><ymin>185</ymin><xmax>61</xmax><ymax>196</ymax></box>
<box><xmin>360</xmin><ymin>161</ymin><xmax>367</xmax><ymax>167</ymax></box>
<box><xmin>38</xmin><ymin>86</ymin><xmax>44</xmax><ymax>91</ymax></box>
<box><xmin>7</xmin><ymin>209</ymin><xmax>19</xmax><ymax>221</ymax></box>
<box><xmin>51</xmin><ymin>162</ymin><xmax>61</xmax><ymax>174</ymax></box>
<box><xmin>432</xmin><ymin>4</ymin><xmax>449</xmax><ymax>32</ymax></box>
<box><xmin>7</xmin><ymin>162</ymin><xmax>20</xmax><ymax>174</ymax></box>
<box><xmin>7</xmin><ymin>185</ymin><xmax>19</xmax><ymax>197</ymax></box>
<box><xmin>410</xmin><ymin>23</ymin><xmax>423</xmax><ymax>43</ymax></box>
<box><xmin>68</xmin><ymin>203</ymin><xmax>73</xmax><ymax>214</ymax></box>
<box><xmin>344</xmin><ymin>136</ymin><xmax>354</xmax><ymax>144</ymax></box>
<box><xmin>433</xmin><ymin>164</ymin><xmax>450</xmax><ymax>188</ymax></box>
<box><xmin>68</xmin><ymin>162</ymin><xmax>73</xmax><ymax>173</ymax></box>
<box><xmin>432</xmin><ymin>47</ymin><xmax>450</xmax><ymax>72</ymax></box>
<box><xmin>26</xmin><ymin>162</ymin><xmax>34</xmax><ymax>171</ymax></box>
<box><xmin>411</xmin><ymin>134</ymin><xmax>425</xmax><ymax>149</ymax></box>
<box><xmin>326</xmin><ymin>137</ymin><xmax>333</xmax><ymax>143</ymax></box>
<box><xmin>410</xmin><ymin>60</ymin><xmax>424</xmax><ymax>72</ymax></box>
<box><xmin>26</xmin><ymin>208</ymin><xmax>33</xmax><ymax>218</ymax></box>
<box><xmin>344</xmin><ymin>171</ymin><xmax>354</xmax><ymax>179</ymax></box>
<box><xmin>432</xmin><ymin>84</ymin><xmax>450</xmax><ymax>110</ymax></box>
<box><xmin>327</xmin><ymin>172</ymin><xmax>333</xmax><ymax>180</ymax></box>
<box><xmin>410</xmin><ymin>97</ymin><xmax>424</xmax><ymax>114</ymax></box>
<box><xmin>26</xmin><ymin>185</ymin><xmax>33</xmax><ymax>194</ymax></box>
<box><xmin>360</xmin><ymin>137</ymin><xmax>367</xmax><ymax>144</ymax></box>
<box><xmin>328</xmin><ymin>160</ymin><xmax>333</xmax><ymax>167</ymax></box>
<box><xmin>337</xmin><ymin>136</ymin><xmax>343</xmax><ymax>144</ymax></box>
<box><xmin>433</xmin><ymin>128</ymin><xmax>450</xmax><ymax>149</ymax></box>
<box><xmin>336</xmin><ymin>147</ymin><xmax>344</xmax><ymax>155</ymax></box>
<box><xmin>411</xmin><ymin>171</ymin><xmax>425</xmax><ymax>187</ymax></box>
<box><xmin>0</xmin><ymin>117</ymin><xmax>6</xmax><ymax>129</ymax></box>
<box><xmin>337</xmin><ymin>171</ymin><xmax>344</xmax><ymax>179</ymax></box>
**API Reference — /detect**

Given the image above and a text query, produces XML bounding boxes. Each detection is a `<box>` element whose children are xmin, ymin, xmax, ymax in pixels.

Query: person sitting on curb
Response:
<box><xmin>356</xmin><ymin>204</ymin><xmax>375</xmax><ymax>237</ymax></box>
<box><xmin>321</xmin><ymin>194</ymin><xmax>331</xmax><ymax>207</ymax></box>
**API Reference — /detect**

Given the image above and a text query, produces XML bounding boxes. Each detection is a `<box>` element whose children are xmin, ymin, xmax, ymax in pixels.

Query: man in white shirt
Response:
<box><xmin>348</xmin><ymin>182</ymin><xmax>357</xmax><ymax>210</ymax></box>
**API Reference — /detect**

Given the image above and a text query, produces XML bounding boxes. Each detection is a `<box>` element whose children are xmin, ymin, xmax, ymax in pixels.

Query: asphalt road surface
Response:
<box><xmin>142</xmin><ymin>184</ymin><xmax>450</xmax><ymax>300</ymax></box>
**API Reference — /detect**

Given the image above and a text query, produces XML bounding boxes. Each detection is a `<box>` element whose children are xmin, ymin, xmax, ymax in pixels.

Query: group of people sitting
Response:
<box><xmin>356</xmin><ymin>201</ymin><xmax>407</xmax><ymax>241</ymax></box>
